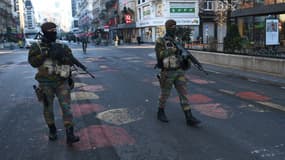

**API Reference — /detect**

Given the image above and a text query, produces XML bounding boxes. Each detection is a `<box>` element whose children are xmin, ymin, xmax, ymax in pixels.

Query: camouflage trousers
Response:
<box><xmin>39</xmin><ymin>81</ymin><xmax>74</xmax><ymax>128</ymax></box>
<box><xmin>158</xmin><ymin>70</ymin><xmax>191</xmax><ymax>111</ymax></box>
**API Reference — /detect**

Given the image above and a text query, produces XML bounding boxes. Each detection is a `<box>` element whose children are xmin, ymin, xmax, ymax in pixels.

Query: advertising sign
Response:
<box><xmin>169</xmin><ymin>2</ymin><xmax>196</xmax><ymax>17</ymax></box>
<box><xmin>143</xmin><ymin>5</ymin><xmax>151</xmax><ymax>19</ymax></box>
<box><xmin>266</xmin><ymin>19</ymin><xmax>279</xmax><ymax>45</ymax></box>
<box><xmin>125</xmin><ymin>14</ymin><xmax>132</xmax><ymax>24</ymax></box>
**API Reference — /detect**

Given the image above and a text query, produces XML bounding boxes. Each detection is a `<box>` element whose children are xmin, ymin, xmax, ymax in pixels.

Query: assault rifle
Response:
<box><xmin>69</xmin><ymin>55</ymin><xmax>96</xmax><ymax>79</ymax></box>
<box><xmin>49</xmin><ymin>42</ymin><xmax>95</xmax><ymax>79</ymax></box>
<box><xmin>165</xmin><ymin>36</ymin><xmax>208</xmax><ymax>75</ymax></box>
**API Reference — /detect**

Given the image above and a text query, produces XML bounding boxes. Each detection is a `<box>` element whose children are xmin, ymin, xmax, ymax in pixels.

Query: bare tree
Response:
<box><xmin>215</xmin><ymin>0</ymin><xmax>241</xmax><ymax>26</ymax></box>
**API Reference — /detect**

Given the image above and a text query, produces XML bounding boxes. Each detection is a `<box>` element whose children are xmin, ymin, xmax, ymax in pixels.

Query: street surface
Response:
<box><xmin>0</xmin><ymin>43</ymin><xmax>284</xmax><ymax>160</ymax></box>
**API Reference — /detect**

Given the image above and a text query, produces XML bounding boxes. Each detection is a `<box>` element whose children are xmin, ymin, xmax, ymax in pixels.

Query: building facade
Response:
<box><xmin>0</xmin><ymin>0</ymin><xmax>14</xmax><ymax>43</ymax></box>
<box><xmin>136</xmin><ymin>0</ymin><xmax>200</xmax><ymax>43</ymax></box>
<box><xmin>232</xmin><ymin>0</ymin><xmax>285</xmax><ymax>49</ymax></box>
<box><xmin>77</xmin><ymin>0</ymin><xmax>94</xmax><ymax>32</ymax></box>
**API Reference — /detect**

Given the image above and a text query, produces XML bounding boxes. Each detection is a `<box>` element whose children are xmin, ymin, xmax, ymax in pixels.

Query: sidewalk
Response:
<box><xmin>204</xmin><ymin>63</ymin><xmax>285</xmax><ymax>85</ymax></box>
<box><xmin>0</xmin><ymin>49</ymin><xmax>13</xmax><ymax>55</ymax></box>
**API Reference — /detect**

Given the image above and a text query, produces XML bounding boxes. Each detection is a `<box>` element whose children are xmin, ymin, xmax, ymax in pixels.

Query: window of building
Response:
<box><xmin>279</xmin><ymin>14</ymin><xmax>285</xmax><ymax>46</ymax></box>
<box><xmin>255</xmin><ymin>0</ymin><xmax>264</xmax><ymax>6</ymax></box>
<box><xmin>276</xmin><ymin>0</ymin><xmax>285</xmax><ymax>3</ymax></box>
<box><xmin>138</xmin><ymin>0</ymin><xmax>140</xmax><ymax>4</ymax></box>
<box><xmin>204</xmin><ymin>0</ymin><xmax>214</xmax><ymax>11</ymax></box>
<box><xmin>264</xmin><ymin>0</ymin><xmax>275</xmax><ymax>5</ymax></box>
<box><xmin>254</xmin><ymin>16</ymin><xmax>266</xmax><ymax>46</ymax></box>
<box><xmin>241</xmin><ymin>0</ymin><xmax>254</xmax><ymax>8</ymax></box>
<box><xmin>138</xmin><ymin>8</ymin><xmax>142</xmax><ymax>20</ymax></box>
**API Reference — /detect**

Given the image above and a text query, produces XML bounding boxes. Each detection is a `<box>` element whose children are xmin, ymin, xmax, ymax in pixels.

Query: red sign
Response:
<box><xmin>125</xmin><ymin>14</ymin><xmax>132</xmax><ymax>24</ymax></box>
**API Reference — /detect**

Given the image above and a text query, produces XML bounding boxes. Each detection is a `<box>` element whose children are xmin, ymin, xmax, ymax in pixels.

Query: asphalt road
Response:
<box><xmin>0</xmin><ymin>43</ymin><xmax>284</xmax><ymax>160</ymax></box>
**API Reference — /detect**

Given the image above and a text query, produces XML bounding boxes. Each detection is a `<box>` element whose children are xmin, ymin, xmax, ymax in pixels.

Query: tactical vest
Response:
<box><xmin>37</xmin><ymin>42</ymin><xmax>71</xmax><ymax>78</ymax></box>
<box><xmin>155</xmin><ymin>37</ymin><xmax>181</xmax><ymax>70</ymax></box>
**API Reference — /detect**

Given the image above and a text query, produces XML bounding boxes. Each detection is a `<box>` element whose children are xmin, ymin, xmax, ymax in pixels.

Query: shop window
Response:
<box><xmin>241</xmin><ymin>0</ymin><xmax>254</xmax><ymax>8</ymax></box>
<box><xmin>254</xmin><ymin>16</ymin><xmax>266</xmax><ymax>46</ymax></box>
<box><xmin>255</xmin><ymin>0</ymin><xmax>264</xmax><ymax>6</ymax></box>
<box><xmin>276</xmin><ymin>0</ymin><xmax>285</xmax><ymax>3</ymax></box>
<box><xmin>264</xmin><ymin>0</ymin><xmax>275</xmax><ymax>5</ymax></box>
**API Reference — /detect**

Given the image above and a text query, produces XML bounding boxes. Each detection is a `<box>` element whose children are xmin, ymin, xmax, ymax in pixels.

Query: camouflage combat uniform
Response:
<box><xmin>155</xmin><ymin>37</ymin><xmax>191</xmax><ymax>111</ymax></box>
<box><xmin>28</xmin><ymin>42</ymin><xmax>74</xmax><ymax>128</ymax></box>
<box><xmin>28</xmin><ymin>22</ymin><xmax>79</xmax><ymax>144</ymax></box>
<box><xmin>155</xmin><ymin>19</ymin><xmax>201</xmax><ymax>126</ymax></box>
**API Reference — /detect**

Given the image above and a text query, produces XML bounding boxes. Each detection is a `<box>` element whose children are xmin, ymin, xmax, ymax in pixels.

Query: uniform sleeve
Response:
<box><xmin>155</xmin><ymin>38</ymin><xmax>165</xmax><ymax>59</ymax></box>
<box><xmin>28</xmin><ymin>43</ymin><xmax>47</xmax><ymax>68</ymax></box>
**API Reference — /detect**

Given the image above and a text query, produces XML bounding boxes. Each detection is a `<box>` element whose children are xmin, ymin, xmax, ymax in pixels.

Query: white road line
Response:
<box><xmin>206</xmin><ymin>69</ymin><xmax>220</xmax><ymax>74</ymax></box>
<box><xmin>256</xmin><ymin>101</ymin><xmax>285</xmax><ymax>112</ymax></box>
<box><xmin>248</xmin><ymin>79</ymin><xmax>258</xmax><ymax>83</ymax></box>
<box><xmin>219</xmin><ymin>89</ymin><xmax>235</xmax><ymax>95</ymax></box>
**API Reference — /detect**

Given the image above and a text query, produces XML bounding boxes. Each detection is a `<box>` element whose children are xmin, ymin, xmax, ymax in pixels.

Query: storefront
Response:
<box><xmin>136</xmin><ymin>0</ymin><xmax>200</xmax><ymax>43</ymax></box>
<box><xmin>232</xmin><ymin>2</ymin><xmax>285</xmax><ymax>51</ymax></box>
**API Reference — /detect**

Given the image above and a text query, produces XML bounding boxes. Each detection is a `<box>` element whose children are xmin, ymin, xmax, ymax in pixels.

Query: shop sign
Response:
<box><xmin>104</xmin><ymin>25</ymin><xmax>109</xmax><ymax>32</ymax></box>
<box><xmin>143</xmin><ymin>5</ymin><xmax>151</xmax><ymax>19</ymax></box>
<box><xmin>170</xmin><ymin>8</ymin><xmax>195</xmax><ymax>13</ymax></box>
<box><xmin>125</xmin><ymin>14</ymin><xmax>132</xmax><ymax>24</ymax></box>
<box><xmin>170</xmin><ymin>2</ymin><xmax>196</xmax><ymax>17</ymax></box>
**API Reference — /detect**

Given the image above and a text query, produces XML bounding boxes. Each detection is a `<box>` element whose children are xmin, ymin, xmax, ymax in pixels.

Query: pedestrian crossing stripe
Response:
<box><xmin>71</xmin><ymin>92</ymin><xmax>99</xmax><ymax>101</ymax></box>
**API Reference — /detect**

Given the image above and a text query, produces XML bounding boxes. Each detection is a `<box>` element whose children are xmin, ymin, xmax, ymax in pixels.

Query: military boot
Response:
<box><xmin>66</xmin><ymin>126</ymin><xmax>80</xmax><ymax>145</ymax></box>
<box><xmin>157</xmin><ymin>108</ymin><xmax>169</xmax><ymax>123</ymax></box>
<box><xmin>48</xmin><ymin>124</ymin><xmax>57</xmax><ymax>141</ymax></box>
<box><xmin>184</xmin><ymin>110</ymin><xmax>201</xmax><ymax>126</ymax></box>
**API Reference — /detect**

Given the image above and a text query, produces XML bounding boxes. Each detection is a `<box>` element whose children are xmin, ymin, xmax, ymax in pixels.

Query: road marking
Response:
<box><xmin>251</xmin><ymin>144</ymin><xmax>284</xmax><ymax>158</ymax></box>
<box><xmin>71</xmin><ymin>92</ymin><xmax>99</xmax><ymax>101</ymax></box>
<box><xmin>148</xmin><ymin>52</ymin><xmax>156</xmax><ymax>58</ymax></box>
<box><xmin>74</xmin><ymin>82</ymin><xmax>88</xmax><ymax>88</ymax></box>
<box><xmin>256</xmin><ymin>101</ymin><xmax>285</xmax><ymax>112</ymax></box>
<box><xmin>236</xmin><ymin>91</ymin><xmax>270</xmax><ymax>101</ymax></box>
<box><xmin>206</xmin><ymin>69</ymin><xmax>220</xmax><ymax>74</ymax></box>
<box><xmin>72</xmin><ymin>103</ymin><xmax>104</xmax><ymax>118</ymax></box>
<box><xmin>248</xmin><ymin>79</ymin><xmax>258</xmax><ymax>83</ymax></box>
<box><xmin>96</xmin><ymin>107</ymin><xmax>144</xmax><ymax>125</ymax></box>
<box><xmin>281</xmin><ymin>87</ymin><xmax>285</xmax><ymax>89</ymax></box>
<box><xmin>78</xmin><ymin>85</ymin><xmax>105</xmax><ymax>92</ymax></box>
<box><xmin>219</xmin><ymin>89</ymin><xmax>235</xmax><ymax>95</ymax></box>
<box><xmin>73</xmin><ymin>125</ymin><xmax>135</xmax><ymax>151</ymax></box>
<box><xmin>193</xmin><ymin>103</ymin><xmax>231</xmax><ymax>119</ymax></box>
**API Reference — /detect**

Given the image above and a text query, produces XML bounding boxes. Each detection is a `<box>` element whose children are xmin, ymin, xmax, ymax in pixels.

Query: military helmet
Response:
<box><xmin>41</xmin><ymin>22</ymin><xmax>57</xmax><ymax>32</ymax></box>
<box><xmin>165</xmin><ymin>19</ymin><xmax>176</xmax><ymax>29</ymax></box>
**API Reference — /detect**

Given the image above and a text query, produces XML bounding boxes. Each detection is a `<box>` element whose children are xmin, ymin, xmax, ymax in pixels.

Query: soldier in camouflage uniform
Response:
<box><xmin>28</xmin><ymin>22</ymin><xmax>80</xmax><ymax>145</ymax></box>
<box><xmin>155</xmin><ymin>19</ymin><xmax>201</xmax><ymax>126</ymax></box>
